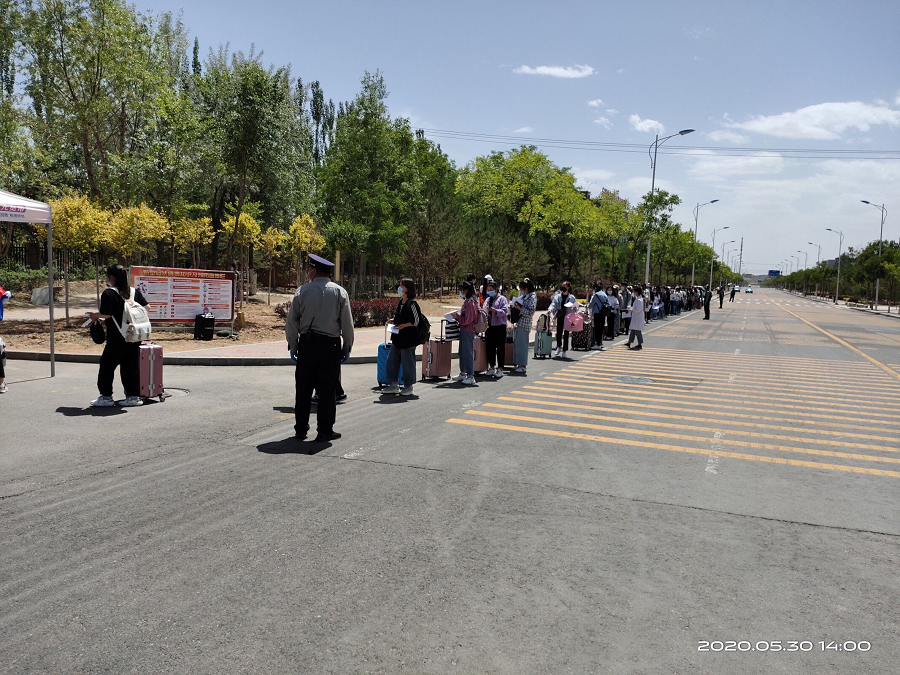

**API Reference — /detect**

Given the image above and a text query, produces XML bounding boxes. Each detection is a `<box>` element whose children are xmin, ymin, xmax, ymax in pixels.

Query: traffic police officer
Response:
<box><xmin>285</xmin><ymin>254</ymin><xmax>354</xmax><ymax>442</ymax></box>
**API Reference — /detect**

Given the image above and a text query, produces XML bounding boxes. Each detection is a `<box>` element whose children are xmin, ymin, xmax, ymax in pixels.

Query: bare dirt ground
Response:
<box><xmin>0</xmin><ymin>288</ymin><xmax>460</xmax><ymax>354</ymax></box>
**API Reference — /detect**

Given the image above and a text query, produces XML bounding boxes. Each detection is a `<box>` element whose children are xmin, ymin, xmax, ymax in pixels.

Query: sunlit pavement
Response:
<box><xmin>2</xmin><ymin>288</ymin><xmax>898</xmax><ymax>673</ymax></box>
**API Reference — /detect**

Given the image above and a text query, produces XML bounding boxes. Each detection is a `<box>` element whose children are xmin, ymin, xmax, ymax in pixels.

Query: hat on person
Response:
<box><xmin>307</xmin><ymin>253</ymin><xmax>334</xmax><ymax>273</ymax></box>
<box><xmin>484</xmin><ymin>274</ymin><xmax>494</xmax><ymax>283</ymax></box>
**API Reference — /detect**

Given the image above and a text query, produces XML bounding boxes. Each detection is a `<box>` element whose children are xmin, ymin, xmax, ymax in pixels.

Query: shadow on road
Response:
<box><xmin>373</xmin><ymin>394</ymin><xmax>420</xmax><ymax>404</ymax></box>
<box><xmin>257</xmin><ymin>438</ymin><xmax>328</xmax><ymax>455</ymax></box>
<box><xmin>56</xmin><ymin>406</ymin><xmax>127</xmax><ymax>417</ymax></box>
<box><xmin>272</xmin><ymin>406</ymin><xmax>294</xmax><ymax>414</ymax></box>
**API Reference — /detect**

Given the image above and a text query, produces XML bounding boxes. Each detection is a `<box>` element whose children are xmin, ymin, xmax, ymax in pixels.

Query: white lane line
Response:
<box><xmin>706</xmin><ymin>432</ymin><xmax>726</xmax><ymax>475</ymax></box>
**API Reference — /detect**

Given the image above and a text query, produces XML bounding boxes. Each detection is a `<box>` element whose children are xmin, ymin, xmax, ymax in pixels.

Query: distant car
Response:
<box><xmin>745</xmin><ymin>286</ymin><xmax>753</xmax><ymax>293</ymax></box>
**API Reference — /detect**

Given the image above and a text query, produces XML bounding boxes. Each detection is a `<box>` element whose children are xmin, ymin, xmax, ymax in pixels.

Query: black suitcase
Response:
<box><xmin>194</xmin><ymin>313</ymin><xmax>215</xmax><ymax>340</ymax></box>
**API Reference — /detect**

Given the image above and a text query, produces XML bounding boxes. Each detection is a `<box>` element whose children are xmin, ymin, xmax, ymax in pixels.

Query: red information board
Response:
<box><xmin>130</xmin><ymin>266</ymin><xmax>236</xmax><ymax>323</ymax></box>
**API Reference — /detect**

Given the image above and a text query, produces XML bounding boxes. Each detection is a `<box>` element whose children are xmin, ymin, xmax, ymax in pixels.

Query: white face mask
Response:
<box><xmin>397</xmin><ymin>287</ymin><xmax>404</xmax><ymax>296</ymax></box>
<box><xmin>459</xmin><ymin>292</ymin><xmax>466</xmax><ymax>299</ymax></box>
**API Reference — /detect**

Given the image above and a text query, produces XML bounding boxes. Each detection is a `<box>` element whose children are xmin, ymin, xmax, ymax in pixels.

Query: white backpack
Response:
<box><xmin>114</xmin><ymin>288</ymin><xmax>152</xmax><ymax>342</ymax></box>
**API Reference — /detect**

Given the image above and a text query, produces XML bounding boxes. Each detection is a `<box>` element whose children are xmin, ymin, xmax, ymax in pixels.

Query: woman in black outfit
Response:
<box><xmin>88</xmin><ymin>265</ymin><xmax>149</xmax><ymax>407</ymax></box>
<box><xmin>382</xmin><ymin>278</ymin><xmax>421</xmax><ymax>396</ymax></box>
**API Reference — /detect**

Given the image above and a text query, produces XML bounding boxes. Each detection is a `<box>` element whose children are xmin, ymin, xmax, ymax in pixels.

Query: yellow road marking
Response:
<box><xmin>483</xmin><ymin>402</ymin><xmax>899</xmax><ymax>451</ymax></box>
<box><xmin>775</xmin><ymin>305</ymin><xmax>900</xmax><ymax>382</ymax></box>
<box><xmin>446</xmin><ymin>418</ymin><xmax>900</xmax><ymax>479</ymax></box>
<box><xmin>497</xmin><ymin>396</ymin><xmax>900</xmax><ymax>442</ymax></box>
<box><xmin>515</xmin><ymin>386</ymin><xmax>899</xmax><ymax>431</ymax></box>
<box><xmin>546</xmin><ymin>372</ymin><xmax>900</xmax><ymax>411</ymax></box>
<box><xmin>466</xmin><ymin>409</ymin><xmax>900</xmax><ymax>464</ymax></box>
<box><xmin>537</xmin><ymin>377</ymin><xmax>900</xmax><ymax>421</ymax></box>
<box><xmin>567</xmin><ymin>361</ymin><xmax>900</xmax><ymax>391</ymax></box>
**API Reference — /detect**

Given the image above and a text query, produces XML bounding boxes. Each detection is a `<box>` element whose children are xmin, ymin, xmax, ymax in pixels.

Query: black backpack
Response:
<box><xmin>413</xmin><ymin>301</ymin><xmax>431</xmax><ymax>344</ymax></box>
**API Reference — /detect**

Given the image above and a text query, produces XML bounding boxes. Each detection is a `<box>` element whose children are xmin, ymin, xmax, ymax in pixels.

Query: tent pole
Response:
<box><xmin>48</xmin><ymin>207</ymin><xmax>55</xmax><ymax>377</ymax></box>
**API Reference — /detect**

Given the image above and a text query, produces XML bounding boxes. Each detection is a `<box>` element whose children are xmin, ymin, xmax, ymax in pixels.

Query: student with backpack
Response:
<box><xmin>383</xmin><ymin>278</ymin><xmax>423</xmax><ymax>396</ymax></box>
<box><xmin>88</xmin><ymin>264</ymin><xmax>150</xmax><ymax>407</ymax></box>
<box><xmin>451</xmin><ymin>281</ymin><xmax>479</xmax><ymax>385</ymax></box>
<box><xmin>510</xmin><ymin>278</ymin><xmax>536</xmax><ymax>373</ymax></box>
<box><xmin>482</xmin><ymin>280</ymin><xmax>509</xmax><ymax>377</ymax></box>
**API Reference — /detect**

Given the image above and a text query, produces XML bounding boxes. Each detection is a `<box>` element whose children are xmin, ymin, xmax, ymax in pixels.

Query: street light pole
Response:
<box><xmin>720</xmin><ymin>239</ymin><xmax>734</xmax><ymax>288</ymax></box>
<box><xmin>826</xmin><ymin>228</ymin><xmax>844</xmax><ymax>304</ymax></box>
<box><xmin>861</xmin><ymin>201</ymin><xmax>887</xmax><ymax>311</ymax></box>
<box><xmin>646</xmin><ymin>128</ymin><xmax>694</xmax><ymax>285</ymax></box>
<box><xmin>691</xmin><ymin>199</ymin><xmax>718</xmax><ymax>287</ymax></box>
<box><xmin>709</xmin><ymin>226</ymin><xmax>729</xmax><ymax>288</ymax></box>
<box><xmin>796</xmin><ymin>250</ymin><xmax>808</xmax><ymax>295</ymax></box>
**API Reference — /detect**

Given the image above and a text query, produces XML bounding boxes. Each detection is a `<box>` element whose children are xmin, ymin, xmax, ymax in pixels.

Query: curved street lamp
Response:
<box><xmin>826</xmin><ymin>228</ymin><xmax>844</xmax><ymax>303</ymax></box>
<box><xmin>691</xmin><ymin>199</ymin><xmax>718</xmax><ymax>286</ymax></box>
<box><xmin>645</xmin><ymin>128</ymin><xmax>695</xmax><ymax>284</ymax></box>
<box><xmin>718</xmin><ymin>239</ymin><xmax>735</xmax><ymax>287</ymax></box>
<box><xmin>861</xmin><ymin>200</ymin><xmax>887</xmax><ymax>310</ymax></box>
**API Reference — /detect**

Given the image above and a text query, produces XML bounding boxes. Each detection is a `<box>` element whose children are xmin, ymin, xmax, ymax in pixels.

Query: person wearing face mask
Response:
<box><xmin>382</xmin><ymin>278</ymin><xmax>421</xmax><ymax>396</ymax></box>
<box><xmin>451</xmin><ymin>281</ymin><xmax>478</xmax><ymax>384</ymax></box>
<box><xmin>482</xmin><ymin>281</ymin><xmax>509</xmax><ymax>377</ymax></box>
<box><xmin>605</xmin><ymin>286</ymin><xmax>619</xmax><ymax>340</ymax></box>
<box><xmin>511</xmin><ymin>277</ymin><xmax>536</xmax><ymax>372</ymax></box>
<box><xmin>549</xmin><ymin>281</ymin><xmax>577</xmax><ymax>358</ymax></box>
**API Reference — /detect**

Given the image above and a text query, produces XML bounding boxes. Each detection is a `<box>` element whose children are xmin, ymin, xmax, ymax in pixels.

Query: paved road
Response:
<box><xmin>2</xmin><ymin>289</ymin><xmax>899</xmax><ymax>674</ymax></box>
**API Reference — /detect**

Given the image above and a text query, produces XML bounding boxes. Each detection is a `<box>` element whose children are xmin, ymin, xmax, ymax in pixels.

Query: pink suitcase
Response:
<box><xmin>473</xmin><ymin>336</ymin><xmax>488</xmax><ymax>373</ymax></box>
<box><xmin>423</xmin><ymin>340</ymin><xmax>452</xmax><ymax>379</ymax></box>
<box><xmin>504</xmin><ymin>339</ymin><xmax>515</xmax><ymax>367</ymax></box>
<box><xmin>139</xmin><ymin>343</ymin><xmax>165</xmax><ymax>401</ymax></box>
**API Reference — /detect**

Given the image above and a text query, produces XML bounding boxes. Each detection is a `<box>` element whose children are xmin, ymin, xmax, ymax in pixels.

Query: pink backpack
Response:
<box><xmin>564</xmin><ymin>312</ymin><xmax>584</xmax><ymax>332</ymax></box>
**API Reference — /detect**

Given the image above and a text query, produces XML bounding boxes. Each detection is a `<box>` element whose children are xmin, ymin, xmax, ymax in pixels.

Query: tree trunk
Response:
<box><xmin>64</xmin><ymin>249</ymin><xmax>70</xmax><ymax>327</ymax></box>
<box><xmin>95</xmin><ymin>252</ymin><xmax>100</xmax><ymax>306</ymax></box>
<box><xmin>268</xmin><ymin>265</ymin><xmax>273</xmax><ymax>305</ymax></box>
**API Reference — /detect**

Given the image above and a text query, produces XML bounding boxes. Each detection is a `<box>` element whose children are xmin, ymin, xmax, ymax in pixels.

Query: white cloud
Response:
<box><xmin>513</xmin><ymin>64</ymin><xmax>594</xmax><ymax>78</ymax></box>
<box><xmin>706</xmin><ymin>130</ymin><xmax>750</xmax><ymax>144</ymax></box>
<box><xmin>895</xmin><ymin>90</ymin><xmax>900</xmax><ymax>106</ymax></box>
<box><xmin>629</xmin><ymin>114</ymin><xmax>665</xmax><ymax>134</ymax></box>
<box><xmin>514</xmin><ymin>126</ymin><xmax>533</xmax><ymax>133</ymax></box>
<box><xmin>593</xmin><ymin>116</ymin><xmax>613</xmax><ymax>129</ymax></box>
<box><xmin>587</xmin><ymin>98</ymin><xmax>604</xmax><ymax>107</ymax></box>
<box><xmin>688</xmin><ymin>151</ymin><xmax>785</xmax><ymax>180</ymax></box>
<box><xmin>606</xmin><ymin>108</ymin><xmax>618</xmax><ymax>116</ymax></box>
<box><xmin>687</xmin><ymin>27</ymin><xmax>713</xmax><ymax>39</ymax></box>
<box><xmin>616</xmin><ymin>68</ymin><xmax>625</xmax><ymax>74</ymax></box>
<box><xmin>728</xmin><ymin>101</ymin><xmax>900</xmax><ymax>140</ymax></box>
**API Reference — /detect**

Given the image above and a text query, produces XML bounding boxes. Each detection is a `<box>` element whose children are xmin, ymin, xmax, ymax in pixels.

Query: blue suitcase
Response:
<box><xmin>377</xmin><ymin>326</ymin><xmax>403</xmax><ymax>387</ymax></box>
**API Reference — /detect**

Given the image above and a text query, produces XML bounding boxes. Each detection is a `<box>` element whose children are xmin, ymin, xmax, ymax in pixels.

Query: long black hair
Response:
<box><xmin>106</xmin><ymin>264</ymin><xmax>130</xmax><ymax>299</ymax></box>
<box><xmin>458</xmin><ymin>281</ymin><xmax>475</xmax><ymax>299</ymax></box>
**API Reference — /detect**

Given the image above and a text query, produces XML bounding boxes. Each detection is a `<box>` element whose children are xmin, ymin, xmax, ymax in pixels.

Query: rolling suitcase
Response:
<box><xmin>139</xmin><ymin>343</ymin><xmax>166</xmax><ymax>402</ymax></box>
<box><xmin>571</xmin><ymin>312</ymin><xmax>592</xmax><ymax>351</ymax></box>
<box><xmin>473</xmin><ymin>335</ymin><xmax>489</xmax><ymax>373</ymax></box>
<box><xmin>423</xmin><ymin>321</ymin><xmax>452</xmax><ymax>380</ymax></box>
<box><xmin>194</xmin><ymin>312</ymin><xmax>215</xmax><ymax>340</ymax></box>
<box><xmin>504</xmin><ymin>335</ymin><xmax>515</xmax><ymax>366</ymax></box>
<box><xmin>534</xmin><ymin>314</ymin><xmax>553</xmax><ymax>359</ymax></box>
<box><xmin>377</xmin><ymin>326</ymin><xmax>403</xmax><ymax>387</ymax></box>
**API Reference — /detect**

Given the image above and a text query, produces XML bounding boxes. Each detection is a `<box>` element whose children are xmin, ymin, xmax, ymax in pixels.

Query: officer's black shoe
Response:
<box><xmin>336</xmin><ymin>394</ymin><xmax>348</xmax><ymax>403</ymax></box>
<box><xmin>314</xmin><ymin>431</ymin><xmax>342</xmax><ymax>442</ymax></box>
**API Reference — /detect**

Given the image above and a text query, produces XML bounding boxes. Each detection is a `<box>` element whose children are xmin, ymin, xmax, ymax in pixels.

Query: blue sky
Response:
<box><xmin>142</xmin><ymin>0</ymin><xmax>900</xmax><ymax>275</ymax></box>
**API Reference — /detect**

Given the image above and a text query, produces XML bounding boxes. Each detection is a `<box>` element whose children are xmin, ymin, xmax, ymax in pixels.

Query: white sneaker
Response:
<box><xmin>484</xmin><ymin>367</ymin><xmax>495</xmax><ymax>377</ymax></box>
<box><xmin>554</xmin><ymin>348</ymin><xmax>562</xmax><ymax>357</ymax></box>
<box><xmin>400</xmin><ymin>385</ymin><xmax>414</xmax><ymax>396</ymax></box>
<box><xmin>561</xmin><ymin>350</ymin><xmax>568</xmax><ymax>359</ymax></box>
<box><xmin>120</xmin><ymin>396</ymin><xmax>144</xmax><ymax>407</ymax></box>
<box><xmin>455</xmin><ymin>373</ymin><xmax>467</xmax><ymax>382</ymax></box>
<box><xmin>382</xmin><ymin>383</ymin><xmax>401</xmax><ymax>394</ymax></box>
<box><xmin>513</xmin><ymin>366</ymin><xmax>526</xmax><ymax>373</ymax></box>
<box><xmin>591</xmin><ymin>345</ymin><xmax>604</xmax><ymax>350</ymax></box>
<box><xmin>0</xmin><ymin>383</ymin><xmax>7</xmax><ymax>393</ymax></box>
<box><xmin>90</xmin><ymin>395</ymin><xmax>115</xmax><ymax>407</ymax></box>
<box><xmin>462</xmin><ymin>377</ymin><xmax>476</xmax><ymax>385</ymax></box>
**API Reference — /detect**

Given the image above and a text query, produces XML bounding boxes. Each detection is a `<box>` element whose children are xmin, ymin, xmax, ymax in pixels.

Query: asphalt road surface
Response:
<box><xmin>2</xmin><ymin>289</ymin><xmax>899</xmax><ymax>674</ymax></box>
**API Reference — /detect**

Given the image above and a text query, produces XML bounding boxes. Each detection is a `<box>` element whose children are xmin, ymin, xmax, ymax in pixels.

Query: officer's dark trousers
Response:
<box><xmin>295</xmin><ymin>332</ymin><xmax>341</xmax><ymax>436</ymax></box>
<box><xmin>704</xmin><ymin>303</ymin><xmax>711</xmax><ymax>320</ymax></box>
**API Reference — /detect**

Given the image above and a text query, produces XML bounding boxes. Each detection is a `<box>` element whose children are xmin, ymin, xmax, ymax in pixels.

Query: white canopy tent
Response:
<box><xmin>0</xmin><ymin>189</ymin><xmax>55</xmax><ymax>376</ymax></box>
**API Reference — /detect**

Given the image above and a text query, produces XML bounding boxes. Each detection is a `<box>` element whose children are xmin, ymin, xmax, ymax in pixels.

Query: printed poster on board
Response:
<box><xmin>130</xmin><ymin>266</ymin><xmax>236</xmax><ymax>323</ymax></box>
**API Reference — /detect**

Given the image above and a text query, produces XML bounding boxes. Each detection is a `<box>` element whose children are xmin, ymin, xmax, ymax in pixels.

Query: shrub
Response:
<box><xmin>0</xmin><ymin>265</ymin><xmax>52</xmax><ymax>293</ymax></box>
<box><xmin>351</xmin><ymin>297</ymin><xmax>397</xmax><ymax>327</ymax></box>
<box><xmin>275</xmin><ymin>297</ymin><xmax>399</xmax><ymax>328</ymax></box>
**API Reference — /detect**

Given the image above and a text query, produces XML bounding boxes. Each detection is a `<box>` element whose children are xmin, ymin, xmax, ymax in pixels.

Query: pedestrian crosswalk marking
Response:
<box><xmin>446</xmin><ymin>418</ymin><xmax>900</xmax><ymax>479</ymax></box>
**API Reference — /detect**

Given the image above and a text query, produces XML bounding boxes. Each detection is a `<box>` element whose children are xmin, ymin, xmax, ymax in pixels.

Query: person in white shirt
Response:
<box><xmin>627</xmin><ymin>285</ymin><xmax>646</xmax><ymax>350</ymax></box>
